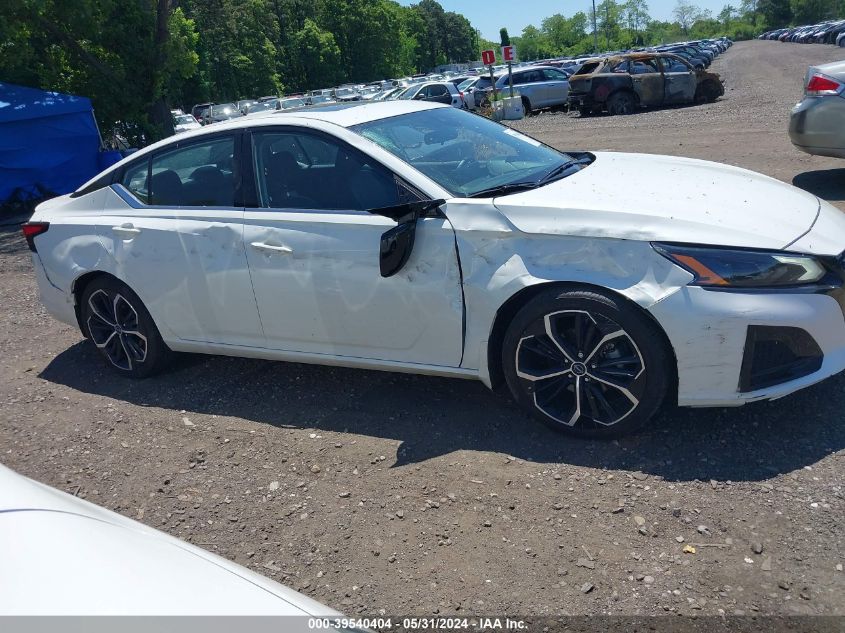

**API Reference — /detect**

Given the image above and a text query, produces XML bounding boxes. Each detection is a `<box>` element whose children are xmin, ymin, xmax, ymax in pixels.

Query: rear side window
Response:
<box><xmin>120</xmin><ymin>136</ymin><xmax>236</xmax><ymax>207</ymax></box>
<box><xmin>542</xmin><ymin>69</ymin><xmax>568</xmax><ymax>80</ymax></box>
<box><xmin>122</xmin><ymin>161</ymin><xmax>150</xmax><ymax>204</ymax></box>
<box><xmin>151</xmin><ymin>137</ymin><xmax>235</xmax><ymax>206</ymax></box>
<box><xmin>609</xmin><ymin>60</ymin><xmax>630</xmax><ymax>73</ymax></box>
<box><xmin>576</xmin><ymin>62</ymin><xmax>601</xmax><ymax>75</ymax></box>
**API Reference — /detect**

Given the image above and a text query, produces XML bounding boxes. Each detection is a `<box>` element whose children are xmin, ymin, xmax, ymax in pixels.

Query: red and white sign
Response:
<box><xmin>481</xmin><ymin>49</ymin><xmax>496</xmax><ymax>66</ymax></box>
<box><xmin>501</xmin><ymin>45</ymin><xmax>516</xmax><ymax>62</ymax></box>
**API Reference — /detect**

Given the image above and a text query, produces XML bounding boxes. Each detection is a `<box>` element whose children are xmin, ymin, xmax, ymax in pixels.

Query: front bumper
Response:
<box><xmin>649</xmin><ymin>283</ymin><xmax>845</xmax><ymax>407</ymax></box>
<box><xmin>789</xmin><ymin>95</ymin><xmax>845</xmax><ymax>158</ymax></box>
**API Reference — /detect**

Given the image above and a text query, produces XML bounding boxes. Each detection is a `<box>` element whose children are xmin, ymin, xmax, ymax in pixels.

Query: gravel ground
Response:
<box><xmin>1</xmin><ymin>40</ymin><xmax>844</xmax><ymax>618</ymax></box>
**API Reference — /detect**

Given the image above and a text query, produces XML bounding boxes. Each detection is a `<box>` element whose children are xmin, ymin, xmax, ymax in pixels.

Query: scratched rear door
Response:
<box><xmin>97</xmin><ymin>132</ymin><xmax>263</xmax><ymax>347</ymax></box>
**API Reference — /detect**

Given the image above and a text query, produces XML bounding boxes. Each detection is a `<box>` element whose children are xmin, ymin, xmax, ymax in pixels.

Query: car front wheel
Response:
<box><xmin>81</xmin><ymin>277</ymin><xmax>171</xmax><ymax>378</ymax></box>
<box><xmin>502</xmin><ymin>288</ymin><xmax>671</xmax><ymax>438</ymax></box>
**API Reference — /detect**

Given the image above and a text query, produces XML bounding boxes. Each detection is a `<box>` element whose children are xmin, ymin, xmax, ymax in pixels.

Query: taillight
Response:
<box><xmin>21</xmin><ymin>222</ymin><xmax>49</xmax><ymax>252</ymax></box>
<box><xmin>806</xmin><ymin>74</ymin><xmax>843</xmax><ymax>96</ymax></box>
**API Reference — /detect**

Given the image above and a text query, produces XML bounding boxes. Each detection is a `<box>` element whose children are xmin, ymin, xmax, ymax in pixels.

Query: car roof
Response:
<box><xmin>75</xmin><ymin>101</ymin><xmax>448</xmax><ymax>189</ymax></box>
<box><xmin>201</xmin><ymin>100</ymin><xmax>445</xmax><ymax>132</ymax></box>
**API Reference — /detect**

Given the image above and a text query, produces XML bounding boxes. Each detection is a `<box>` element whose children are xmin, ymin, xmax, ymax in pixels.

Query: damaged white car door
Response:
<box><xmin>242</xmin><ymin>127</ymin><xmax>464</xmax><ymax>366</ymax></box>
<box><xmin>98</xmin><ymin>133</ymin><xmax>264</xmax><ymax>347</ymax></box>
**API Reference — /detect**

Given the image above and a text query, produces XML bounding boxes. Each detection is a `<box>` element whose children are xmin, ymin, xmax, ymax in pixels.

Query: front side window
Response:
<box><xmin>252</xmin><ymin>130</ymin><xmax>400</xmax><ymax>211</ymax></box>
<box><xmin>352</xmin><ymin>108</ymin><xmax>573</xmax><ymax>197</ymax></box>
<box><xmin>661</xmin><ymin>56</ymin><xmax>691</xmax><ymax>73</ymax></box>
<box><xmin>120</xmin><ymin>136</ymin><xmax>236</xmax><ymax>206</ymax></box>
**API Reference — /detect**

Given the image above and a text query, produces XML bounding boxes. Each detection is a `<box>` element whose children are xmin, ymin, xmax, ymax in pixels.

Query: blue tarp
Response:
<box><xmin>0</xmin><ymin>82</ymin><xmax>102</xmax><ymax>203</ymax></box>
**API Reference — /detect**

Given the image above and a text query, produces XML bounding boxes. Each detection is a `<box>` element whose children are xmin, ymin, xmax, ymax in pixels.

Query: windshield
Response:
<box><xmin>175</xmin><ymin>115</ymin><xmax>195</xmax><ymax>125</ymax></box>
<box><xmin>457</xmin><ymin>78</ymin><xmax>477</xmax><ymax>91</ymax></box>
<box><xmin>352</xmin><ymin>107</ymin><xmax>574</xmax><ymax>197</ymax></box>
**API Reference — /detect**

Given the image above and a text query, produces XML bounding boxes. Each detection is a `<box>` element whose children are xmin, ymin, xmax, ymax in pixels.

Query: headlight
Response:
<box><xmin>653</xmin><ymin>243</ymin><xmax>826</xmax><ymax>287</ymax></box>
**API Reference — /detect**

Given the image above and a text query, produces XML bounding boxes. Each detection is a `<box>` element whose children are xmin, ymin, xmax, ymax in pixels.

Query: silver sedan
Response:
<box><xmin>789</xmin><ymin>59</ymin><xmax>845</xmax><ymax>158</ymax></box>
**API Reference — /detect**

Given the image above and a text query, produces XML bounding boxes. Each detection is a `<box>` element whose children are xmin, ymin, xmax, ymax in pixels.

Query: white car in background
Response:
<box><xmin>23</xmin><ymin>101</ymin><xmax>845</xmax><ymax>437</ymax></box>
<box><xmin>173</xmin><ymin>113</ymin><xmax>202</xmax><ymax>134</ymax></box>
<box><xmin>0</xmin><ymin>464</ymin><xmax>344</xmax><ymax>619</ymax></box>
<box><xmin>456</xmin><ymin>77</ymin><xmax>482</xmax><ymax>110</ymax></box>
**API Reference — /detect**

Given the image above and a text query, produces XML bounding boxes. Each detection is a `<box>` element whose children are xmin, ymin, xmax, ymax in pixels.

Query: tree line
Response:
<box><xmin>490</xmin><ymin>0</ymin><xmax>845</xmax><ymax>62</ymax></box>
<box><xmin>1</xmin><ymin>0</ymin><xmax>476</xmax><ymax>142</ymax></box>
<box><xmin>2</xmin><ymin>0</ymin><xmax>844</xmax><ymax>144</ymax></box>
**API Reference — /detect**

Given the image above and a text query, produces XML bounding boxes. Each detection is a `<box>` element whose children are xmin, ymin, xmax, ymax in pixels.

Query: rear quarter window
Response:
<box><xmin>576</xmin><ymin>62</ymin><xmax>601</xmax><ymax>75</ymax></box>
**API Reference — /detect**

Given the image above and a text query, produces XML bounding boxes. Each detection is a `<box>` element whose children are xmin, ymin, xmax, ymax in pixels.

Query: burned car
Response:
<box><xmin>568</xmin><ymin>53</ymin><xmax>724</xmax><ymax>116</ymax></box>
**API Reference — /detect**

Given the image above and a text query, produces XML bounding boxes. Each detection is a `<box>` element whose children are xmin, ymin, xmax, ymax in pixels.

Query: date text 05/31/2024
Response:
<box><xmin>308</xmin><ymin>617</ymin><xmax>528</xmax><ymax>630</ymax></box>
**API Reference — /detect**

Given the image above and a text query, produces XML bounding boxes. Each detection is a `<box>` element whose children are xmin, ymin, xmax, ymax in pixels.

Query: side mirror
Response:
<box><xmin>413</xmin><ymin>92</ymin><xmax>427</xmax><ymax>100</ymax></box>
<box><xmin>369</xmin><ymin>199</ymin><xmax>445</xmax><ymax>278</ymax></box>
<box><xmin>380</xmin><ymin>222</ymin><xmax>417</xmax><ymax>278</ymax></box>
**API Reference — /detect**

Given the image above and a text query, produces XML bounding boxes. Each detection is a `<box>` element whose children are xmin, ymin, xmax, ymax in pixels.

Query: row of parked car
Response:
<box><xmin>167</xmin><ymin>36</ymin><xmax>731</xmax><ymax>133</ymax></box>
<box><xmin>759</xmin><ymin>19</ymin><xmax>845</xmax><ymax>46</ymax></box>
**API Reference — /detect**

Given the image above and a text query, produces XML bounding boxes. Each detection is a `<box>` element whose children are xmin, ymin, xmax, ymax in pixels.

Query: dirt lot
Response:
<box><xmin>1</xmin><ymin>40</ymin><xmax>843</xmax><ymax>619</ymax></box>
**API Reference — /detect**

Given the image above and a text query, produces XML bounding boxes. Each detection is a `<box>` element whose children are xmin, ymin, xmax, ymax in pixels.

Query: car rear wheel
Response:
<box><xmin>607</xmin><ymin>91</ymin><xmax>636</xmax><ymax>115</ymax></box>
<box><xmin>81</xmin><ymin>277</ymin><xmax>171</xmax><ymax>378</ymax></box>
<box><xmin>502</xmin><ymin>288</ymin><xmax>671</xmax><ymax>438</ymax></box>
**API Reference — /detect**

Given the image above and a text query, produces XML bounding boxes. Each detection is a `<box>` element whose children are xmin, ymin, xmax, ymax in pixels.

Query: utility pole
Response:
<box><xmin>591</xmin><ymin>0</ymin><xmax>598</xmax><ymax>53</ymax></box>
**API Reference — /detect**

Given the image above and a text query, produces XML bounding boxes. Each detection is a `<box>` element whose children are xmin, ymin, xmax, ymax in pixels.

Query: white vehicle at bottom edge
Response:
<box><xmin>0</xmin><ymin>463</ymin><xmax>343</xmax><ymax>618</ymax></box>
<box><xmin>23</xmin><ymin>101</ymin><xmax>845</xmax><ymax>438</ymax></box>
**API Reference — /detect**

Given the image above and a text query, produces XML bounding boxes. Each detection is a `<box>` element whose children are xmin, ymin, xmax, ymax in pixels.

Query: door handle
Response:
<box><xmin>250</xmin><ymin>241</ymin><xmax>293</xmax><ymax>254</ymax></box>
<box><xmin>112</xmin><ymin>224</ymin><xmax>141</xmax><ymax>236</ymax></box>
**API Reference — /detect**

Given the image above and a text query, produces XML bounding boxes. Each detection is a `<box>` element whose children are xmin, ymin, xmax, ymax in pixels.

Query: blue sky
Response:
<box><xmin>400</xmin><ymin>0</ymin><xmax>730</xmax><ymax>40</ymax></box>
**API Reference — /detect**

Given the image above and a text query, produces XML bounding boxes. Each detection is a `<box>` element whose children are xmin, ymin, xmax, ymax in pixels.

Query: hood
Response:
<box><xmin>0</xmin><ymin>464</ymin><xmax>340</xmax><ymax>616</ymax></box>
<box><xmin>493</xmin><ymin>152</ymin><xmax>821</xmax><ymax>250</ymax></box>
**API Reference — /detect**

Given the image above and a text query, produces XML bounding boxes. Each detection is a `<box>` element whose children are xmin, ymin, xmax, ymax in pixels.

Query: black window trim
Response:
<box><xmin>243</xmin><ymin>124</ymin><xmax>433</xmax><ymax>217</ymax></box>
<box><xmin>112</xmin><ymin>130</ymin><xmax>244</xmax><ymax>210</ymax></box>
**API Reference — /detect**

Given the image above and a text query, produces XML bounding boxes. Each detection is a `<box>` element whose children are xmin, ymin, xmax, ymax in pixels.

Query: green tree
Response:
<box><xmin>718</xmin><ymin>4</ymin><xmax>738</xmax><ymax>23</ymax></box>
<box><xmin>673</xmin><ymin>0</ymin><xmax>703</xmax><ymax>33</ymax></box>
<box><xmin>293</xmin><ymin>18</ymin><xmax>342</xmax><ymax>88</ymax></box>
<box><xmin>790</xmin><ymin>0</ymin><xmax>835</xmax><ymax>23</ymax></box>
<box><xmin>623</xmin><ymin>0</ymin><xmax>651</xmax><ymax>44</ymax></box>
<box><xmin>756</xmin><ymin>0</ymin><xmax>791</xmax><ymax>26</ymax></box>
<box><xmin>499</xmin><ymin>27</ymin><xmax>510</xmax><ymax>46</ymax></box>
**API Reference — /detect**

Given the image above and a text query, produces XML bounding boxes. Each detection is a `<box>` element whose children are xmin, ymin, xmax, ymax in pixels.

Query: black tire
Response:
<box><xmin>695</xmin><ymin>80</ymin><xmax>721</xmax><ymax>104</ymax></box>
<box><xmin>501</xmin><ymin>288</ymin><xmax>671</xmax><ymax>438</ymax></box>
<box><xmin>578</xmin><ymin>106</ymin><xmax>592</xmax><ymax>117</ymax></box>
<box><xmin>521</xmin><ymin>96</ymin><xmax>532</xmax><ymax>115</ymax></box>
<box><xmin>80</xmin><ymin>276</ymin><xmax>171</xmax><ymax>378</ymax></box>
<box><xmin>607</xmin><ymin>91</ymin><xmax>636</xmax><ymax>116</ymax></box>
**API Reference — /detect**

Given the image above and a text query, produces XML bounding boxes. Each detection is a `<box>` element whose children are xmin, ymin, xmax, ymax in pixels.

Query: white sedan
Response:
<box><xmin>0</xmin><ymin>463</ymin><xmax>343</xmax><ymax>620</ymax></box>
<box><xmin>24</xmin><ymin>101</ymin><xmax>845</xmax><ymax>437</ymax></box>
